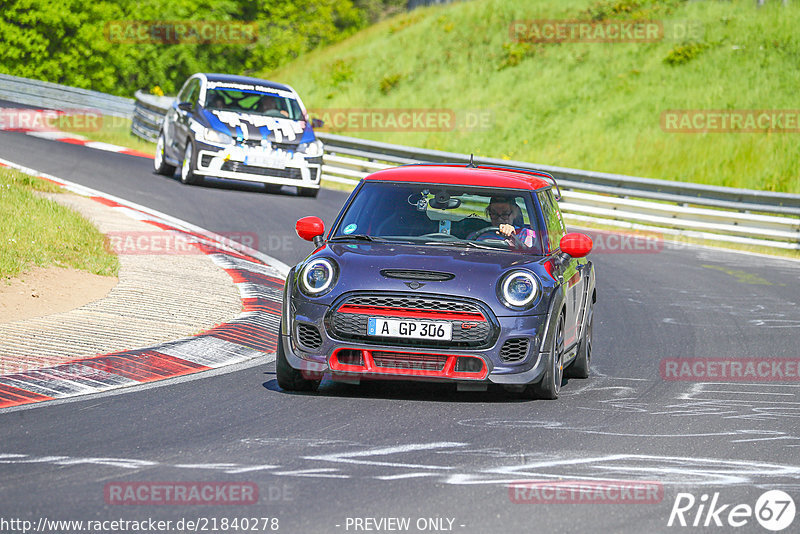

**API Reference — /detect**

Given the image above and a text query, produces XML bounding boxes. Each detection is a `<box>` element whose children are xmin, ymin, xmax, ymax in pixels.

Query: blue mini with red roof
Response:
<box><xmin>277</xmin><ymin>163</ymin><xmax>596</xmax><ymax>399</ymax></box>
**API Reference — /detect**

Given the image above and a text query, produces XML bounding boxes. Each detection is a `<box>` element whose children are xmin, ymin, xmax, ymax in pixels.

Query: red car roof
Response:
<box><xmin>364</xmin><ymin>165</ymin><xmax>553</xmax><ymax>190</ymax></box>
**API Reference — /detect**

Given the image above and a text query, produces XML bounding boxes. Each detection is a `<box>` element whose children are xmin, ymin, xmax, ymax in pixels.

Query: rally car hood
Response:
<box><xmin>201</xmin><ymin>109</ymin><xmax>316</xmax><ymax>145</ymax></box>
<box><xmin>300</xmin><ymin>242</ymin><xmax>553</xmax><ymax>316</ymax></box>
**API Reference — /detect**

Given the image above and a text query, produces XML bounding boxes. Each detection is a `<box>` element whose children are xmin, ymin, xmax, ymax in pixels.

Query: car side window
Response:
<box><xmin>185</xmin><ymin>80</ymin><xmax>201</xmax><ymax>108</ymax></box>
<box><xmin>538</xmin><ymin>190</ymin><xmax>566</xmax><ymax>253</ymax></box>
<box><xmin>177</xmin><ymin>79</ymin><xmax>194</xmax><ymax>103</ymax></box>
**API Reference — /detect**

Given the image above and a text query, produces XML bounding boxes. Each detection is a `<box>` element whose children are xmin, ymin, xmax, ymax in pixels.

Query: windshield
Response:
<box><xmin>204</xmin><ymin>88</ymin><xmax>304</xmax><ymax>120</ymax></box>
<box><xmin>332</xmin><ymin>181</ymin><xmax>544</xmax><ymax>254</ymax></box>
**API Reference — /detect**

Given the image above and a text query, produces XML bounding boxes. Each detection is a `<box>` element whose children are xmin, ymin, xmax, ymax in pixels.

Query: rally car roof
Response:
<box><xmin>363</xmin><ymin>164</ymin><xmax>555</xmax><ymax>191</ymax></box>
<box><xmin>203</xmin><ymin>73</ymin><xmax>294</xmax><ymax>93</ymax></box>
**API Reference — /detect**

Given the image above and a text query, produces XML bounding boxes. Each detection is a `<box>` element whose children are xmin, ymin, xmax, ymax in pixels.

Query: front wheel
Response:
<box><xmin>527</xmin><ymin>313</ymin><xmax>564</xmax><ymax>400</ymax></box>
<box><xmin>276</xmin><ymin>328</ymin><xmax>321</xmax><ymax>392</ymax></box>
<box><xmin>180</xmin><ymin>139</ymin><xmax>202</xmax><ymax>185</ymax></box>
<box><xmin>153</xmin><ymin>132</ymin><xmax>175</xmax><ymax>176</ymax></box>
<box><xmin>566</xmin><ymin>305</ymin><xmax>592</xmax><ymax>379</ymax></box>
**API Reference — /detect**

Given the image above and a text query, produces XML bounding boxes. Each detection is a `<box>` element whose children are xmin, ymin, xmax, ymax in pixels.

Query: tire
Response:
<box><xmin>153</xmin><ymin>132</ymin><xmax>176</xmax><ymax>176</ymax></box>
<box><xmin>276</xmin><ymin>327</ymin><xmax>321</xmax><ymax>392</ymax></box>
<box><xmin>180</xmin><ymin>138</ymin><xmax>202</xmax><ymax>185</ymax></box>
<box><xmin>527</xmin><ymin>313</ymin><xmax>564</xmax><ymax>400</ymax></box>
<box><xmin>566</xmin><ymin>304</ymin><xmax>592</xmax><ymax>379</ymax></box>
<box><xmin>298</xmin><ymin>187</ymin><xmax>319</xmax><ymax>198</ymax></box>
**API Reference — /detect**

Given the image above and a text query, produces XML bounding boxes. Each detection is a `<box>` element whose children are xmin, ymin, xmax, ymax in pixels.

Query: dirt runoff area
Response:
<box><xmin>0</xmin><ymin>266</ymin><xmax>118</xmax><ymax>323</ymax></box>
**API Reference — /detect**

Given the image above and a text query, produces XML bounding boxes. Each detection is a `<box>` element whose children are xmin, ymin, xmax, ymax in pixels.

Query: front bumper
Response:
<box><xmin>282</xmin><ymin>309</ymin><xmax>550</xmax><ymax>385</ymax></box>
<box><xmin>194</xmin><ymin>141</ymin><xmax>322</xmax><ymax>188</ymax></box>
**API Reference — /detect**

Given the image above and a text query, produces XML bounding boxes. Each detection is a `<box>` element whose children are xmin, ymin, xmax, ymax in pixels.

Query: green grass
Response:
<box><xmin>0</xmin><ymin>167</ymin><xmax>119</xmax><ymax>280</ymax></box>
<box><xmin>61</xmin><ymin>115</ymin><xmax>156</xmax><ymax>154</ymax></box>
<box><xmin>265</xmin><ymin>0</ymin><xmax>800</xmax><ymax>193</ymax></box>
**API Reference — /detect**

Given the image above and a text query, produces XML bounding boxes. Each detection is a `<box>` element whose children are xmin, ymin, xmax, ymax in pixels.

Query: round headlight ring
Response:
<box><xmin>501</xmin><ymin>270</ymin><xmax>538</xmax><ymax>308</ymax></box>
<box><xmin>300</xmin><ymin>258</ymin><xmax>336</xmax><ymax>296</ymax></box>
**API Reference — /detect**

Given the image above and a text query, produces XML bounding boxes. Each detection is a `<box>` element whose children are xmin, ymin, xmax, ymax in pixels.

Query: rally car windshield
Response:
<box><xmin>205</xmin><ymin>88</ymin><xmax>304</xmax><ymax>121</ymax></box>
<box><xmin>331</xmin><ymin>181</ymin><xmax>544</xmax><ymax>254</ymax></box>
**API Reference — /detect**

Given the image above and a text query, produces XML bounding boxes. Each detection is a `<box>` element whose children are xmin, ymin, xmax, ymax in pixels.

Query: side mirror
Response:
<box><xmin>296</xmin><ymin>216</ymin><xmax>325</xmax><ymax>247</ymax></box>
<box><xmin>560</xmin><ymin>233</ymin><xmax>593</xmax><ymax>258</ymax></box>
<box><xmin>311</xmin><ymin>118</ymin><xmax>324</xmax><ymax>129</ymax></box>
<box><xmin>177</xmin><ymin>101</ymin><xmax>193</xmax><ymax>113</ymax></box>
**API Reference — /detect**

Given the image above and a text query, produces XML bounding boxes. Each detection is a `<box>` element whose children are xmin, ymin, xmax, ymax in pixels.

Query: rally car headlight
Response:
<box><xmin>198</xmin><ymin>127</ymin><xmax>233</xmax><ymax>146</ymax></box>
<box><xmin>297</xmin><ymin>139</ymin><xmax>323</xmax><ymax>157</ymax></box>
<box><xmin>499</xmin><ymin>270</ymin><xmax>539</xmax><ymax>309</ymax></box>
<box><xmin>299</xmin><ymin>258</ymin><xmax>337</xmax><ymax>296</ymax></box>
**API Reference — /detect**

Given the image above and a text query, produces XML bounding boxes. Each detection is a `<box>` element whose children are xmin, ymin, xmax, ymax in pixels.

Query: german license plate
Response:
<box><xmin>367</xmin><ymin>318</ymin><xmax>452</xmax><ymax>341</ymax></box>
<box><xmin>244</xmin><ymin>150</ymin><xmax>287</xmax><ymax>169</ymax></box>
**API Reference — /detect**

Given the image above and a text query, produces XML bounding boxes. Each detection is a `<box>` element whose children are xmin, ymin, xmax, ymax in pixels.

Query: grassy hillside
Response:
<box><xmin>266</xmin><ymin>0</ymin><xmax>800</xmax><ymax>193</ymax></box>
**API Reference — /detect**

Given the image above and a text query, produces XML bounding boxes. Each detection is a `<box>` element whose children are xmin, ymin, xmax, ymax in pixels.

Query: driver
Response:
<box><xmin>258</xmin><ymin>96</ymin><xmax>289</xmax><ymax>117</ymax></box>
<box><xmin>483</xmin><ymin>196</ymin><xmax>536</xmax><ymax>248</ymax></box>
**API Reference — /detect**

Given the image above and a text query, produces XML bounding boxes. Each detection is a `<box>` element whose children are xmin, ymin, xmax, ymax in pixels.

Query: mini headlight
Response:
<box><xmin>297</xmin><ymin>139</ymin><xmax>323</xmax><ymax>157</ymax></box>
<box><xmin>200</xmin><ymin>127</ymin><xmax>233</xmax><ymax>145</ymax></box>
<box><xmin>299</xmin><ymin>258</ymin><xmax>336</xmax><ymax>296</ymax></box>
<box><xmin>501</xmin><ymin>270</ymin><xmax>538</xmax><ymax>308</ymax></box>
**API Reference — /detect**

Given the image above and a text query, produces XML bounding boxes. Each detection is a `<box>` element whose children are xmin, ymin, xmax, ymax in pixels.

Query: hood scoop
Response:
<box><xmin>380</xmin><ymin>269</ymin><xmax>455</xmax><ymax>282</ymax></box>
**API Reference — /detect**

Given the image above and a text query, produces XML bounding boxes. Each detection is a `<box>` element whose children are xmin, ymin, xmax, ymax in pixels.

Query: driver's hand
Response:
<box><xmin>498</xmin><ymin>224</ymin><xmax>515</xmax><ymax>237</ymax></box>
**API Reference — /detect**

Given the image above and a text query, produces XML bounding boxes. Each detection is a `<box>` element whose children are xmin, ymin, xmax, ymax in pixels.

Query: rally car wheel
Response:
<box><xmin>153</xmin><ymin>132</ymin><xmax>175</xmax><ymax>176</ymax></box>
<box><xmin>276</xmin><ymin>328</ymin><xmax>321</xmax><ymax>392</ymax></box>
<box><xmin>180</xmin><ymin>139</ymin><xmax>201</xmax><ymax>185</ymax></box>
<box><xmin>528</xmin><ymin>313</ymin><xmax>565</xmax><ymax>400</ymax></box>
<box><xmin>566</xmin><ymin>304</ymin><xmax>592</xmax><ymax>379</ymax></box>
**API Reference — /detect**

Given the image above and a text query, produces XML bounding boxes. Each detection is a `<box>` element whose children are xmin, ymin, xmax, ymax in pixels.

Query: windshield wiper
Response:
<box><xmin>422</xmin><ymin>240</ymin><xmax>498</xmax><ymax>250</ymax></box>
<box><xmin>329</xmin><ymin>234</ymin><xmax>381</xmax><ymax>242</ymax></box>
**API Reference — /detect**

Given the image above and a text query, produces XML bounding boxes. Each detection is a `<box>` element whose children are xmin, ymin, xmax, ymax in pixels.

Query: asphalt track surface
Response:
<box><xmin>1</xmin><ymin>126</ymin><xmax>800</xmax><ymax>533</ymax></box>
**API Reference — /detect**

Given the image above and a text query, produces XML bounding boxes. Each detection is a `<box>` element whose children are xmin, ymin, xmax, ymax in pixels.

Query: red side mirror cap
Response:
<box><xmin>560</xmin><ymin>233</ymin><xmax>593</xmax><ymax>258</ymax></box>
<box><xmin>296</xmin><ymin>216</ymin><xmax>325</xmax><ymax>242</ymax></box>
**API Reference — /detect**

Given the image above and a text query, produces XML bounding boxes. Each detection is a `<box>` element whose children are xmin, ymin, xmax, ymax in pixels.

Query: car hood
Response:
<box><xmin>301</xmin><ymin>242</ymin><xmax>552</xmax><ymax>316</ymax></box>
<box><xmin>202</xmin><ymin>109</ymin><xmax>316</xmax><ymax>145</ymax></box>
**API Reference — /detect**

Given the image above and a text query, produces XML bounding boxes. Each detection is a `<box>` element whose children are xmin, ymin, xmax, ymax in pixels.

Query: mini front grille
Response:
<box><xmin>499</xmin><ymin>338</ymin><xmax>530</xmax><ymax>363</ymax></box>
<box><xmin>296</xmin><ymin>323</ymin><xmax>323</xmax><ymax>350</ymax></box>
<box><xmin>200</xmin><ymin>154</ymin><xmax>213</xmax><ymax>167</ymax></box>
<box><xmin>372</xmin><ymin>352</ymin><xmax>447</xmax><ymax>371</ymax></box>
<box><xmin>329</xmin><ymin>294</ymin><xmax>495</xmax><ymax>349</ymax></box>
<box><xmin>380</xmin><ymin>269</ymin><xmax>455</xmax><ymax>282</ymax></box>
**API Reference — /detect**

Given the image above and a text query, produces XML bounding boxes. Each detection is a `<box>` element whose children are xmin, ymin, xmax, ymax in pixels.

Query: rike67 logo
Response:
<box><xmin>668</xmin><ymin>490</ymin><xmax>796</xmax><ymax>531</ymax></box>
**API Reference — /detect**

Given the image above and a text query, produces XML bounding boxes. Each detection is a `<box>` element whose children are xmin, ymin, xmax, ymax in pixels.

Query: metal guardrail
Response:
<box><xmin>132</xmin><ymin>91</ymin><xmax>174</xmax><ymax>142</ymax></box>
<box><xmin>127</xmin><ymin>92</ymin><xmax>800</xmax><ymax>251</ymax></box>
<box><xmin>0</xmin><ymin>73</ymin><xmax>135</xmax><ymax>118</ymax></box>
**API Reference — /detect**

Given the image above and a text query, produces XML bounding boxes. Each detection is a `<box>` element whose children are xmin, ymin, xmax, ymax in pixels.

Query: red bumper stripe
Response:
<box><xmin>336</xmin><ymin>304</ymin><xmax>485</xmax><ymax>322</ymax></box>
